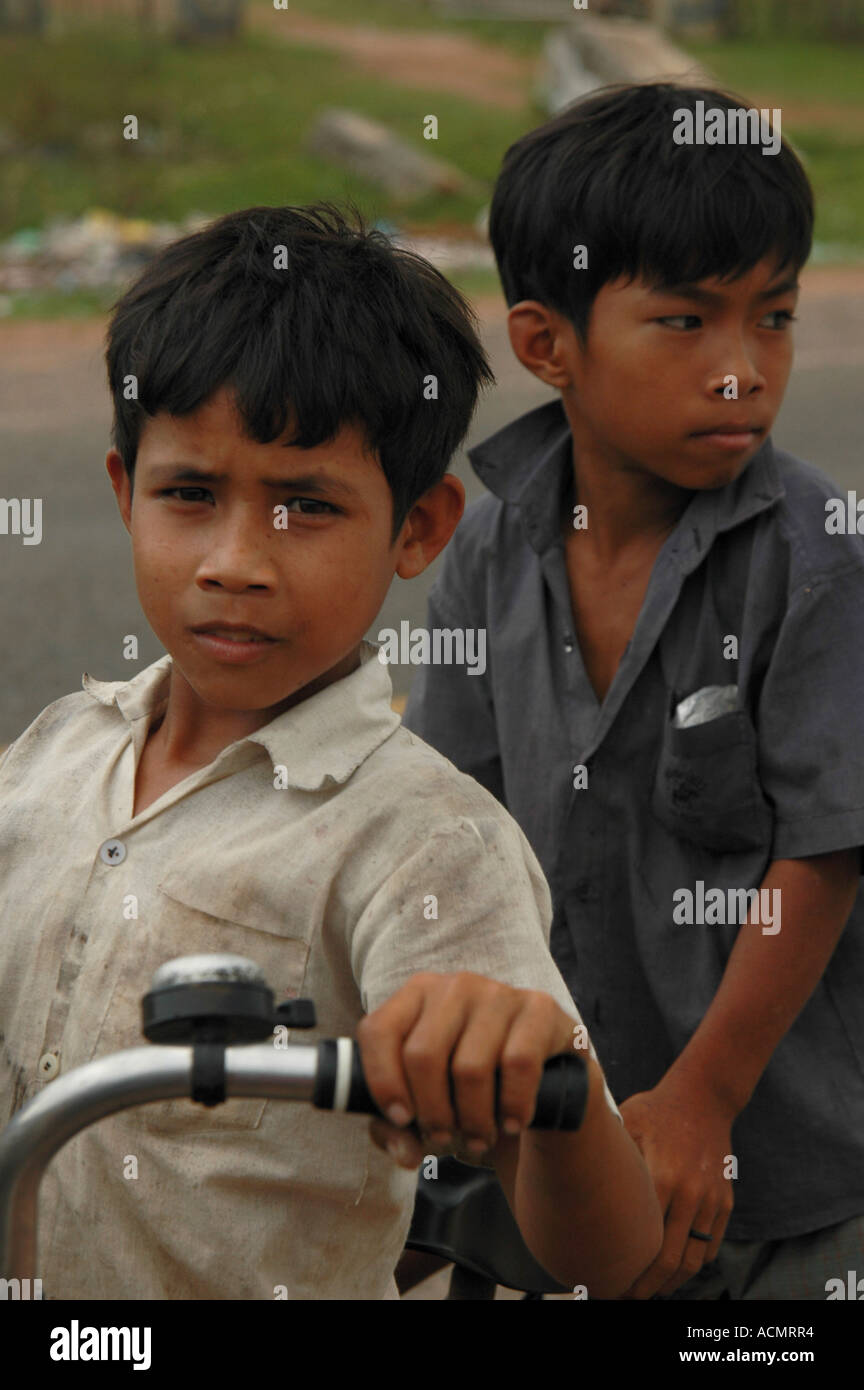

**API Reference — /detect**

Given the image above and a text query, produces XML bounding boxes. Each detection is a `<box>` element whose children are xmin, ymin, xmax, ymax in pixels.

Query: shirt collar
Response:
<box><xmin>81</xmin><ymin>639</ymin><xmax>400</xmax><ymax>791</ymax></box>
<box><xmin>467</xmin><ymin>397</ymin><xmax>786</xmax><ymax>567</ymax></box>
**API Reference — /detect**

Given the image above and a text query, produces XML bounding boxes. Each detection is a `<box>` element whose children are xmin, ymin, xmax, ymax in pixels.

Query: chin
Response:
<box><xmin>174</xmin><ymin>656</ymin><xmax>290</xmax><ymax>706</ymax></box>
<box><xmin>696</xmin><ymin>470</ymin><xmax>744</xmax><ymax>490</ymax></box>
<box><xmin>674</xmin><ymin>456</ymin><xmax>753</xmax><ymax>490</ymax></box>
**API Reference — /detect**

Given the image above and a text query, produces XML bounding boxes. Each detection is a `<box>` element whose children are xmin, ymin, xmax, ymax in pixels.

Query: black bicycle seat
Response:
<box><xmin>405</xmin><ymin>1156</ymin><xmax>570</xmax><ymax>1294</ymax></box>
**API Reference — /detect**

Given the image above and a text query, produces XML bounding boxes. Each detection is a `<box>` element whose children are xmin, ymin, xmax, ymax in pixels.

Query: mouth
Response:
<box><xmin>689</xmin><ymin>424</ymin><xmax>764</xmax><ymax>451</ymax></box>
<box><xmin>190</xmin><ymin>623</ymin><xmax>279</xmax><ymax>664</ymax></box>
<box><xmin>191</xmin><ymin>623</ymin><xmax>276</xmax><ymax>643</ymax></box>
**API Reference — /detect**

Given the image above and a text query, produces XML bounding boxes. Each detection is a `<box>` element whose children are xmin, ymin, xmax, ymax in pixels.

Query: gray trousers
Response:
<box><xmin>660</xmin><ymin>1212</ymin><xmax>864</xmax><ymax>1300</ymax></box>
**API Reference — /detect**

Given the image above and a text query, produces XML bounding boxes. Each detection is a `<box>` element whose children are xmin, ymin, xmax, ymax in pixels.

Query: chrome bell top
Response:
<box><xmin>148</xmin><ymin>954</ymin><xmax>268</xmax><ymax>992</ymax></box>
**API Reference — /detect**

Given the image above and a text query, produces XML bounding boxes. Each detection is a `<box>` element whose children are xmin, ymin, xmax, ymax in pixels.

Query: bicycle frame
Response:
<box><xmin>0</xmin><ymin>1041</ymin><xmax>319</xmax><ymax>1281</ymax></box>
<box><xmin>1</xmin><ymin>951</ymin><xmax>587</xmax><ymax>1297</ymax></box>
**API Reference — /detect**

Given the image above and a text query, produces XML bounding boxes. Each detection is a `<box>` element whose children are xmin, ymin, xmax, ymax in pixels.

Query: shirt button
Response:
<box><xmin>99</xmin><ymin>838</ymin><xmax>127</xmax><ymax>865</ymax></box>
<box><xmin>574</xmin><ymin>878</ymin><xmax>592</xmax><ymax>901</ymax></box>
<box><xmin>38</xmin><ymin>1052</ymin><xmax>60</xmax><ymax>1081</ymax></box>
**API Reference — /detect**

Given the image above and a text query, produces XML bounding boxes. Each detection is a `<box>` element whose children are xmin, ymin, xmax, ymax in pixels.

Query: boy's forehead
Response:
<box><xmin>139</xmin><ymin>386</ymin><xmax>243</xmax><ymax>447</ymax></box>
<box><xmin>621</xmin><ymin>254</ymin><xmax>796</xmax><ymax>300</ymax></box>
<box><xmin>136</xmin><ymin>389</ymin><xmax>375</xmax><ymax>474</ymax></box>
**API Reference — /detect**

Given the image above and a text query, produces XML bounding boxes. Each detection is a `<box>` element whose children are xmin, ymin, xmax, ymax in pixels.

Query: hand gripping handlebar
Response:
<box><xmin>0</xmin><ymin>954</ymin><xmax>588</xmax><ymax>1281</ymax></box>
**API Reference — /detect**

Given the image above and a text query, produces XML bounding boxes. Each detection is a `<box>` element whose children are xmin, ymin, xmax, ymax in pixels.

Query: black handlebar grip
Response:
<box><xmin>312</xmin><ymin>1039</ymin><xmax>589</xmax><ymax>1131</ymax></box>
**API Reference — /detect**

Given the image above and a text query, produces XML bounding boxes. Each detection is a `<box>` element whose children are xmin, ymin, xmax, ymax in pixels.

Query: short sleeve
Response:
<box><xmin>758</xmin><ymin>566</ymin><xmax>864</xmax><ymax>864</ymax></box>
<box><xmin>349</xmin><ymin>812</ymin><xmax>622</xmax><ymax>1120</ymax></box>
<box><xmin>402</xmin><ymin>556</ymin><xmax>505</xmax><ymax>807</ymax></box>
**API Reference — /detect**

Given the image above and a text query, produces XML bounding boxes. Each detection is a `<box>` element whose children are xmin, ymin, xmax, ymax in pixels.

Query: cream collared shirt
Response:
<box><xmin>0</xmin><ymin>640</ymin><xmax>616</xmax><ymax>1300</ymax></box>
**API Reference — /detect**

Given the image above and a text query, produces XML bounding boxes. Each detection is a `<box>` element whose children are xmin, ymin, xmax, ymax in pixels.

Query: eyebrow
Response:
<box><xmin>146</xmin><ymin>464</ymin><xmax>364</xmax><ymax>501</ymax></box>
<box><xmin>647</xmin><ymin>278</ymin><xmax>800</xmax><ymax>304</ymax></box>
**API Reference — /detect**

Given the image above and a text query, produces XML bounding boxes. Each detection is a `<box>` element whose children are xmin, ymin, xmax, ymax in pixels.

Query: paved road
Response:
<box><xmin>1</xmin><ymin>271</ymin><xmax>863</xmax><ymax>743</ymax></box>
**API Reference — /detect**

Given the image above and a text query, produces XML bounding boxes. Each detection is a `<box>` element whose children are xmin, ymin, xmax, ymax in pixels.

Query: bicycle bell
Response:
<box><xmin>142</xmin><ymin>953</ymin><xmax>316</xmax><ymax>1044</ymax></box>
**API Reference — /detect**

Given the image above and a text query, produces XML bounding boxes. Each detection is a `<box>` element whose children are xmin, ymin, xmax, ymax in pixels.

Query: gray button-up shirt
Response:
<box><xmin>403</xmin><ymin>398</ymin><xmax>864</xmax><ymax>1240</ymax></box>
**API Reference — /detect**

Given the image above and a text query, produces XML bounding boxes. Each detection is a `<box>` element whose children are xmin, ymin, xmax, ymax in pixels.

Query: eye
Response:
<box><xmin>282</xmin><ymin>497</ymin><xmax>339</xmax><ymax>515</ymax></box>
<box><xmin>160</xmin><ymin>487</ymin><xmax>212</xmax><ymax>503</ymax></box>
<box><xmin>760</xmin><ymin>309</ymin><xmax>797</xmax><ymax>329</ymax></box>
<box><xmin>656</xmin><ymin>315</ymin><xmax>702</xmax><ymax>330</ymax></box>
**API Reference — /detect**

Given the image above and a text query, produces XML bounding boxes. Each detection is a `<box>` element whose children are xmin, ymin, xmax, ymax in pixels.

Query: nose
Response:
<box><xmin>707</xmin><ymin>331</ymin><xmax>767</xmax><ymax>400</ymax></box>
<box><xmin>195</xmin><ymin>508</ymin><xmax>279</xmax><ymax>592</ymax></box>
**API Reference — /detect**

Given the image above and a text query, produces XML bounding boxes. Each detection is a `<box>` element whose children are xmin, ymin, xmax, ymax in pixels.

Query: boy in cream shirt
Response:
<box><xmin>0</xmin><ymin>204</ymin><xmax>661</xmax><ymax>1300</ymax></box>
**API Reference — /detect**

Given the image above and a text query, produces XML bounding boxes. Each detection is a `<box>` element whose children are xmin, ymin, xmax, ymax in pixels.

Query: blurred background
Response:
<box><xmin>1</xmin><ymin>0</ymin><xmax>863</xmax><ymax>739</ymax></box>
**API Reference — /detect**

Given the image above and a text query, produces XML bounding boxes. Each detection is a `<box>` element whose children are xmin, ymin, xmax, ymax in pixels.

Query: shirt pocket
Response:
<box><xmin>651</xmin><ymin>706</ymin><xmax>773</xmax><ymax>854</ymax></box>
<box><xmin>89</xmin><ymin>867</ymin><xmax>312</xmax><ymax>1135</ymax></box>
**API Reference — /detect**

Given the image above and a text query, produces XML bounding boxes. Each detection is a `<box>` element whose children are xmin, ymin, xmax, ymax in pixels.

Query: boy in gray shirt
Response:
<box><xmin>404</xmin><ymin>83</ymin><xmax>864</xmax><ymax>1300</ymax></box>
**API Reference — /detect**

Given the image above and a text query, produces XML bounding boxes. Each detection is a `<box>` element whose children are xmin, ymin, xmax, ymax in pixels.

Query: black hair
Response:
<box><xmin>489</xmin><ymin>82</ymin><xmax>814</xmax><ymax>341</ymax></box>
<box><xmin>106</xmin><ymin>202</ymin><xmax>493</xmax><ymax>541</ymax></box>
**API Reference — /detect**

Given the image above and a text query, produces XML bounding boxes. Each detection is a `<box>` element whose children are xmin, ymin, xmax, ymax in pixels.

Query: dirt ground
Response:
<box><xmin>243</xmin><ymin>11</ymin><xmax>864</xmax><ymax>131</ymax></box>
<box><xmin>741</xmin><ymin>98</ymin><xmax>864</xmax><ymax>133</ymax></box>
<box><xmin>248</xmin><ymin>8</ymin><xmax>537</xmax><ymax>109</ymax></box>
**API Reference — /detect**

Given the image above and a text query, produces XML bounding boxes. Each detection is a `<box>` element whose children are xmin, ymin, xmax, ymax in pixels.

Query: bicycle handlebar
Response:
<box><xmin>312</xmin><ymin>1038</ymin><xmax>589</xmax><ymax>1131</ymax></box>
<box><xmin>0</xmin><ymin>1038</ymin><xmax>589</xmax><ymax>1279</ymax></box>
<box><xmin>140</xmin><ymin>956</ymin><xmax>590</xmax><ymax>1132</ymax></box>
<box><xmin>1</xmin><ymin>949</ymin><xmax>592</xmax><ymax>1281</ymax></box>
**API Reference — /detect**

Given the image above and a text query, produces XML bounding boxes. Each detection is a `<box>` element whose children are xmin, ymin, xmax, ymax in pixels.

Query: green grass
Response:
<box><xmin>0</xmin><ymin>29</ymin><xmax>538</xmax><ymax>239</ymax></box>
<box><xmin>0</xmin><ymin>267</ymin><xmax>506</xmax><ymax>320</ymax></box>
<box><xmin>683</xmin><ymin>37</ymin><xmax>864</xmax><ymax>105</ymax></box>
<box><xmin>0</xmin><ymin>286</ymin><xmax>120</xmax><ymax>319</ymax></box>
<box><xmin>4</xmin><ymin>21</ymin><xmax>864</xmax><ymax>327</ymax></box>
<box><xmin>680</xmin><ymin>38</ymin><xmax>864</xmax><ymax>258</ymax></box>
<box><xmin>450</xmin><ymin>265</ymin><xmax>504</xmax><ymax>299</ymax></box>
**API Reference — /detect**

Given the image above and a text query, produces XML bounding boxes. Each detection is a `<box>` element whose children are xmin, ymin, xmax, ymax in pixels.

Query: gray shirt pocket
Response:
<box><xmin>652</xmin><ymin>706</ymin><xmax>773</xmax><ymax>853</ymax></box>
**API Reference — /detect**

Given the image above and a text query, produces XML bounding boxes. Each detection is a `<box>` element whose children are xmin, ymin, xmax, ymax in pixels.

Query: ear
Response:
<box><xmin>507</xmin><ymin>300</ymin><xmax>577</xmax><ymax>390</ymax></box>
<box><xmin>106</xmin><ymin>450</ymin><xmax>133</xmax><ymax>534</ymax></box>
<box><xmin>393</xmin><ymin>474</ymin><xmax>465</xmax><ymax>580</ymax></box>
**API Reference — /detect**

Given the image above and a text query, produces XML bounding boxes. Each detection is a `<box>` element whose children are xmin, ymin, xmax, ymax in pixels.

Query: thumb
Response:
<box><xmin>369</xmin><ymin>1117</ymin><xmax>425</xmax><ymax>1169</ymax></box>
<box><xmin>618</xmin><ymin>1101</ymin><xmax>644</xmax><ymax>1140</ymax></box>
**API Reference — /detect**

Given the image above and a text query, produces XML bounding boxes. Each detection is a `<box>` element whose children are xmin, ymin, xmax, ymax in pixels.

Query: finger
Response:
<box><xmin>706</xmin><ymin>1189</ymin><xmax>734</xmax><ymax>1260</ymax></box>
<box><xmin>368</xmin><ymin>1117</ymin><xmax>425</xmax><ymax>1170</ymax></box>
<box><xmin>355</xmin><ymin>976</ymin><xmax>430</xmax><ymax>1128</ymax></box>
<box><xmin>618</xmin><ymin>1247</ymin><xmax>674</xmax><ymax>1301</ymax></box>
<box><xmin>494</xmin><ymin>992</ymin><xmax>572</xmax><ymax>1135</ymax></box>
<box><xmin>618</xmin><ymin>1185</ymin><xmax>695</xmax><ymax>1301</ymax></box>
<box><xmin>444</xmin><ymin>988</ymin><xmax>529</xmax><ymax>1154</ymax></box>
<box><xmin>397</xmin><ymin>976</ymin><xmax>479</xmax><ymax>1144</ymax></box>
<box><xmin>619</xmin><ymin>1173</ymin><xmax>675</xmax><ymax>1299</ymax></box>
<box><xmin>655</xmin><ymin>1196</ymin><xmax>729</xmax><ymax>1298</ymax></box>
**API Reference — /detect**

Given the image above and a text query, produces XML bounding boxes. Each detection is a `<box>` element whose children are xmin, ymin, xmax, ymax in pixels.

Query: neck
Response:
<box><xmin>563</xmin><ymin>416</ymin><xmax>691</xmax><ymax>563</ymax></box>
